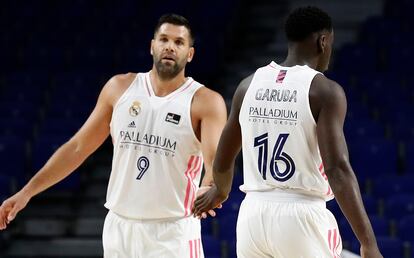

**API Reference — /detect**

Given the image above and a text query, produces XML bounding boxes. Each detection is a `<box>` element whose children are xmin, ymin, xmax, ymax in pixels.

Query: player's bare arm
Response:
<box><xmin>312</xmin><ymin>74</ymin><xmax>382</xmax><ymax>257</ymax></box>
<box><xmin>193</xmin><ymin>75</ymin><xmax>253</xmax><ymax>217</ymax></box>
<box><xmin>191</xmin><ymin>87</ymin><xmax>227</xmax><ymax>186</ymax></box>
<box><xmin>0</xmin><ymin>73</ymin><xmax>135</xmax><ymax>230</ymax></box>
<box><xmin>190</xmin><ymin>87</ymin><xmax>227</xmax><ymax>218</ymax></box>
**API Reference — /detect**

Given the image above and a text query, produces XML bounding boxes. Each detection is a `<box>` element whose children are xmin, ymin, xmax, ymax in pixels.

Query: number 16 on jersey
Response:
<box><xmin>254</xmin><ymin>133</ymin><xmax>296</xmax><ymax>182</ymax></box>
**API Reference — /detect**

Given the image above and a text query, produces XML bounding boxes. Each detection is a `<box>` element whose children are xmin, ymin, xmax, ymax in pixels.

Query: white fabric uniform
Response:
<box><xmin>103</xmin><ymin>211</ymin><xmax>204</xmax><ymax>258</ymax></box>
<box><xmin>237</xmin><ymin>62</ymin><xmax>341</xmax><ymax>257</ymax></box>
<box><xmin>103</xmin><ymin>72</ymin><xmax>205</xmax><ymax>257</ymax></box>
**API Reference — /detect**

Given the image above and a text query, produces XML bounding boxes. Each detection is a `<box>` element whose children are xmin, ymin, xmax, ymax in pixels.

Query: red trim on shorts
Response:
<box><xmin>189</xmin><ymin>240</ymin><xmax>194</xmax><ymax>258</ymax></box>
<box><xmin>328</xmin><ymin>229</ymin><xmax>341</xmax><ymax>258</ymax></box>
<box><xmin>197</xmin><ymin>238</ymin><xmax>201</xmax><ymax>257</ymax></box>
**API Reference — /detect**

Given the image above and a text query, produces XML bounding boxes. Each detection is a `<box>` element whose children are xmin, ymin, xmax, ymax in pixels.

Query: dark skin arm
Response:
<box><xmin>192</xmin><ymin>75</ymin><xmax>253</xmax><ymax>214</ymax></box>
<box><xmin>311</xmin><ymin>74</ymin><xmax>382</xmax><ymax>257</ymax></box>
<box><xmin>193</xmin><ymin>72</ymin><xmax>381</xmax><ymax>257</ymax></box>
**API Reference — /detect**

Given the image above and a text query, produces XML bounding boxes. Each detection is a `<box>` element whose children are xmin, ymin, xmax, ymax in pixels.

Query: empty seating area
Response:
<box><xmin>327</xmin><ymin>0</ymin><xmax>414</xmax><ymax>256</ymax></box>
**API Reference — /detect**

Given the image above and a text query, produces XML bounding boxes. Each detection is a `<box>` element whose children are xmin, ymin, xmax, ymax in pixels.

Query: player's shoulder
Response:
<box><xmin>312</xmin><ymin>74</ymin><xmax>346</xmax><ymax>100</ymax></box>
<box><xmin>109</xmin><ymin>72</ymin><xmax>138</xmax><ymax>87</ymax></box>
<box><xmin>101</xmin><ymin>73</ymin><xmax>138</xmax><ymax>105</ymax></box>
<box><xmin>193</xmin><ymin>85</ymin><xmax>225</xmax><ymax>104</ymax></box>
<box><xmin>104</xmin><ymin>72</ymin><xmax>138</xmax><ymax>94</ymax></box>
<box><xmin>192</xmin><ymin>85</ymin><xmax>227</xmax><ymax>116</ymax></box>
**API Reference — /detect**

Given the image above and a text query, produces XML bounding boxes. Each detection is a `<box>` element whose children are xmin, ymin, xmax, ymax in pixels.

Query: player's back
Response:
<box><xmin>239</xmin><ymin>61</ymin><xmax>333</xmax><ymax>200</ymax></box>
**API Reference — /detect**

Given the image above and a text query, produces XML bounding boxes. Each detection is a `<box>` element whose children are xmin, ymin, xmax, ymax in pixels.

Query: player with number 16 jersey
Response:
<box><xmin>239</xmin><ymin>62</ymin><xmax>333</xmax><ymax>200</ymax></box>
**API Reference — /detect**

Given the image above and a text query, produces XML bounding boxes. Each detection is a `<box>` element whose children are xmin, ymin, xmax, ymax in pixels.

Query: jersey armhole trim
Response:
<box><xmin>110</xmin><ymin>73</ymin><xmax>140</xmax><ymax>130</ymax></box>
<box><xmin>187</xmin><ymin>84</ymin><xmax>204</xmax><ymax>146</ymax></box>
<box><xmin>306</xmin><ymin>72</ymin><xmax>321</xmax><ymax>127</ymax></box>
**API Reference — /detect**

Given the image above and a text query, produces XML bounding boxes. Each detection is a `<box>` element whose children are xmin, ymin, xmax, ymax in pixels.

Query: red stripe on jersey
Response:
<box><xmin>189</xmin><ymin>157</ymin><xmax>203</xmax><ymax>212</ymax></box>
<box><xmin>335</xmin><ymin>229</ymin><xmax>341</xmax><ymax>257</ymax></box>
<box><xmin>328</xmin><ymin>229</ymin><xmax>332</xmax><ymax>255</ymax></box>
<box><xmin>333</xmin><ymin>229</ymin><xmax>338</xmax><ymax>258</ymax></box>
<box><xmin>144</xmin><ymin>77</ymin><xmax>152</xmax><ymax>97</ymax></box>
<box><xmin>184</xmin><ymin>156</ymin><xmax>202</xmax><ymax>216</ymax></box>
<box><xmin>184</xmin><ymin>156</ymin><xmax>196</xmax><ymax>216</ymax></box>
<box><xmin>268</xmin><ymin>63</ymin><xmax>277</xmax><ymax>69</ymax></box>
<box><xmin>319</xmin><ymin>162</ymin><xmax>333</xmax><ymax>196</ymax></box>
<box><xmin>319</xmin><ymin>162</ymin><xmax>329</xmax><ymax>180</ymax></box>
<box><xmin>172</xmin><ymin>80</ymin><xmax>195</xmax><ymax>98</ymax></box>
<box><xmin>319</xmin><ymin>163</ymin><xmax>324</xmax><ymax>172</ymax></box>
<box><xmin>276</xmin><ymin>70</ymin><xmax>287</xmax><ymax>83</ymax></box>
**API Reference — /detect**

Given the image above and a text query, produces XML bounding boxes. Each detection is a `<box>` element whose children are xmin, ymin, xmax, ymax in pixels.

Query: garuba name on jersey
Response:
<box><xmin>105</xmin><ymin>72</ymin><xmax>204</xmax><ymax>219</ymax></box>
<box><xmin>239</xmin><ymin>62</ymin><xmax>334</xmax><ymax>201</ymax></box>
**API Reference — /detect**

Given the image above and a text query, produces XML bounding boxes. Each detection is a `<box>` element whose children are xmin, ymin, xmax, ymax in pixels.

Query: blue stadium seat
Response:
<box><xmin>39</xmin><ymin>118</ymin><xmax>83</xmax><ymax>136</ymax></box>
<box><xmin>217</xmin><ymin>190</ymin><xmax>244</xmax><ymax>217</ymax></box>
<box><xmin>0</xmin><ymin>175</ymin><xmax>12</xmax><ymax>197</ymax></box>
<box><xmin>31</xmin><ymin>134</ymin><xmax>80</xmax><ymax>190</ymax></box>
<box><xmin>405</xmin><ymin>141</ymin><xmax>414</xmax><ymax>173</ymax></box>
<box><xmin>217</xmin><ymin>214</ymin><xmax>238</xmax><ymax>242</ymax></box>
<box><xmin>373</xmin><ymin>175</ymin><xmax>414</xmax><ymax>197</ymax></box>
<box><xmin>201</xmin><ymin>217</ymin><xmax>216</xmax><ymax>236</ymax></box>
<box><xmin>348</xmin><ymin>138</ymin><xmax>397</xmax><ymax>181</ymax></box>
<box><xmin>352</xmin><ymin>236</ymin><xmax>403</xmax><ymax>258</ymax></box>
<box><xmin>369</xmin><ymin>215</ymin><xmax>389</xmax><ymax>237</ymax></box>
<box><xmin>201</xmin><ymin>234</ymin><xmax>221</xmax><ymax>258</ymax></box>
<box><xmin>385</xmin><ymin>194</ymin><xmax>414</xmax><ymax>220</ymax></box>
<box><xmin>0</xmin><ymin>136</ymin><xmax>26</xmax><ymax>179</ymax></box>
<box><xmin>398</xmin><ymin>214</ymin><xmax>414</xmax><ymax>242</ymax></box>
<box><xmin>344</xmin><ymin>120</ymin><xmax>385</xmax><ymax>140</ymax></box>
<box><xmin>227</xmin><ymin>239</ymin><xmax>237</xmax><ymax>258</ymax></box>
<box><xmin>339</xmin><ymin>217</ymin><xmax>358</xmax><ymax>249</ymax></box>
<box><xmin>327</xmin><ymin>199</ymin><xmax>342</xmax><ymax>219</ymax></box>
<box><xmin>335</xmin><ymin>44</ymin><xmax>378</xmax><ymax>72</ymax></box>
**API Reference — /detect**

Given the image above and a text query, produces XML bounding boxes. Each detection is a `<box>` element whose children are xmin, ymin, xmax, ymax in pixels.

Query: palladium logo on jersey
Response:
<box><xmin>129</xmin><ymin>101</ymin><xmax>141</xmax><ymax>117</ymax></box>
<box><xmin>119</xmin><ymin>130</ymin><xmax>177</xmax><ymax>152</ymax></box>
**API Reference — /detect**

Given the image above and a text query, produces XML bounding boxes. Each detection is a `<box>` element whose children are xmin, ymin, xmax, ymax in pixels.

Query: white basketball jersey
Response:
<box><xmin>239</xmin><ymin>62</ymin><xmax>334</xmax><ymax>201</ymax></box>
<box><xmin>105</xmin><ymin>72</ymin><xmax>204</xmax><ymax>219</ymax></box>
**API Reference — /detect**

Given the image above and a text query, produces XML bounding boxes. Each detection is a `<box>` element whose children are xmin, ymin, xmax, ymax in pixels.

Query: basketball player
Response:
<box><xmin>0</xmin><ymin>14</ymin><xmax>227</xmax><ymax>257</ymax></box>
<box><xmin>193</xmin><ymin>7</ymin><xmax>383</xmax><ymax>258</ymax></box>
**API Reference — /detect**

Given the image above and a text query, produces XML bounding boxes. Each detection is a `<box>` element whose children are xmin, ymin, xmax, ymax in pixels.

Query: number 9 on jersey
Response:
<box><xmin>136</xmin><ymin>156</ymin><xmax>150</xmax><ymax>180</ymax></box>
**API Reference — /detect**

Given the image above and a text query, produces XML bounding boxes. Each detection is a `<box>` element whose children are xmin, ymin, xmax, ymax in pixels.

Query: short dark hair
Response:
<box><xmin>154</xmin><ymin>13</ymin><xmax>194</xmax><ymax>46</ymax></box>
<box><xmin>285</xmin><ymin>6</ymin><xmax>332</xmax><ymax>42</ymax></box>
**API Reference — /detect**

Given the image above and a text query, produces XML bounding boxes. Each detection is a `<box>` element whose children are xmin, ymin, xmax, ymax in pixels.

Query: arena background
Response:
<box><xmin>0</xmin><ymin>0</ymin><xmax>413</xmax><ymax>257</ymax></box>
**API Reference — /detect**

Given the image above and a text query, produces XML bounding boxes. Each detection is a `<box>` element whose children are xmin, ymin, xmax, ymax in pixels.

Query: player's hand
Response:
<box><xmin>194</xmin><ymin>186</ymin><xmax>222</xmax><ymax>219</ymax></box>
<box><xmin>360</xmin><ymin>244</ymin><xmax>383</xmax><ymax>258</ymax></box>
<box><xmin>192</xmin><ymin>185</ymin><xmax>227</xmax><ymax>219</ymax></box>
<box><xmin>0</xmin><ymin>191</ymin><xmax>31</xmax><ymax>230</ymax></box>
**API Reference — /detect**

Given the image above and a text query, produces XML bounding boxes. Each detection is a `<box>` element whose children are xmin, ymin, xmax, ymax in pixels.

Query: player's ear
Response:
<box><xmin>150</xmin><ymin>39</ymin><xmax>154</xmax><ymax>56</ymax></box>
<box><xmin>317</xmin><ymin>34</ymin><xmax>327</xmax><ymax>54</ymax></box>
<box><xmin>187</xmin><ymin>47</ymin><xmax>194</xmax><ymax>63</ymax></box>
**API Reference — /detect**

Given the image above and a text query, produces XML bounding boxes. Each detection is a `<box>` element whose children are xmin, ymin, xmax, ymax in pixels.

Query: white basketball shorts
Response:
<box><xmin>236</xmin><ymin>191</ymin><xmax>342</xmax><ymax>258</ymax></box>
<box><xmin>102</xmin><ymin>210</ymin><xmax>204</xmax><ymax>258</ymax></box>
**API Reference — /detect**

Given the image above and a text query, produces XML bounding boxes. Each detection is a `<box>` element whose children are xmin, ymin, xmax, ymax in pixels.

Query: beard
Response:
<box><xmin>154</xmin><ymin>56</ymin><xmax>186</xmax><ymax>80</ymax></box>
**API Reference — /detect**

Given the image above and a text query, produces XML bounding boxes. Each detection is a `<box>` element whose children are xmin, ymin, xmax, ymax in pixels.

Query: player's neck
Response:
<box><xmin>281</xmin><ymin>53</ymin><xmax>318</xmax><ymax>70</ymax></box>
<box><xmin>282</xmin><ymin>45</ymin><xmax>319</xmax><ymax>70</ymax></box>
<box><xmin>149</xmin><ymin>69</ymin><xmax>187</xmax><ymax>97</ymax></box>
